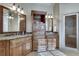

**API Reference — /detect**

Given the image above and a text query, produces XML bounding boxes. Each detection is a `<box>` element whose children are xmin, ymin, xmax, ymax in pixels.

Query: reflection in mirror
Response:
<box><xmin>3</xmin><ymin>8</ymin><xmax>9</xmax><ymax>32</ymax></box>
<box><xmin>3</xmin><ymin>8</ymin><xmax>20</xmax><ymax>32</ymax></box>
<box><xmin>46</xmin><ymin>18</ymin><xmax>53</xmax><ymax>31</ymax></box>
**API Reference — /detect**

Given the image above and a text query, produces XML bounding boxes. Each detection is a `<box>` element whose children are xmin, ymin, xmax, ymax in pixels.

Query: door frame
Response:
<box><xmin>64</xmin><ymin>12</ymin><xmax>78</xmax><ymax>49</ymax></box>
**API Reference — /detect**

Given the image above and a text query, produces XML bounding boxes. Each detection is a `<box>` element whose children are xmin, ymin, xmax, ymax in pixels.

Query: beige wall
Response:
<box><xmin>53</xmin><ymin>3</ymin><xmax>59</xmax><ymax>32</ymax></box>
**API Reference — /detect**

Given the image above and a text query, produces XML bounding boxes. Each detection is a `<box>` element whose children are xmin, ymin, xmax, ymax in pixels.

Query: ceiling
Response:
<box><xmin>0</xmin><ymin>3</ymin><xmax>55</xmax><ymax>15</ymax></box>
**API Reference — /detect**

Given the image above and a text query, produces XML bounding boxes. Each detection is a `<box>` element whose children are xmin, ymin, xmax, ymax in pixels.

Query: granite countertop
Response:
<box><xmin>0</xmin><ymin>34</ymin><xmax>32</xmax><ymax>40</ymax></box>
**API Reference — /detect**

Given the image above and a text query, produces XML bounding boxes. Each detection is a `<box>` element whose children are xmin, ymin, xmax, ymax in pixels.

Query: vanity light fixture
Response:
<box><xmin>48</xmin><ymin>15</ymin><xmax>51</xmax><ymax>18</ymax></box>
<box><xmin>45</xmin><ymin>15</ymin><xmax>53</xmax><ymax>19</ymax></box>
<box><xmin>12</xmin><ymin>3</ymin><xmax>16</xmax><ymax>11</ymax></box>
<box><xmin>8</xmin><ymin>13</ymin><xmax>14</xmax><ymax>20</ymax></box>
<box><xmin>50</xmin><ymin>16</ymin><xmax>53</xmax><ymax>18</ymax></box>
<box><xmin>45</xmin><ymin>15</ymin><xmax>48</xmax><ymax>18</ymax></box>
<box><xmin>8</xmin><ymin>13</ymin><xmax>12</xmax><ymax>19</ymax></box>
<box><xmin>8</xmin><ymin>16</ymin><xmax>12</xmax><ymax>19</ymax></box>
<box><xmin>12</xmin><ymin>3</ymin><xmax>25</xmax><ymax>14</ymax></box>
<box><xmin>8</xmin><ymin>16</ymin><xmax>14</xmax><ymax>20</ymax></box>
<box><xmin>17</xmin><ymin>5</ymin><xmax>21</xmax><ymax>13</ymax></box>
<box><xmin>21</xmin><ymin>8</ymin><xmax>24</xmax><ymax>14</ymax></box>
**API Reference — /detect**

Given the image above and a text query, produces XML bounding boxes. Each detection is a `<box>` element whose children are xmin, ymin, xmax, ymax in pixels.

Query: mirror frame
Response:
<box><xmin>0</xmin><ymin>5</ymin><xmax>26</xmax><ymax>34</ymax></box>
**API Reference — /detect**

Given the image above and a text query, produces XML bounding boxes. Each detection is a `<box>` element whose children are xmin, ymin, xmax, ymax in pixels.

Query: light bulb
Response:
<box><xmin>12</xmin><ymin>3</ymin><xmax>16</xmax><ymax>11</ymax></box>
<box><xmin>8</xmin><ymin>16</ymin><xmax>12</xmax><ymax>19</ymax></box>
<box><xmin>45</xmin><ymin>15</ymin><xmax>48</xmax><ymax>18</ymax></box>
<box><xmin>50</xmin><ymin>16</ymin><xmax>53</xmax><ymax>18</ymax></box>
<box><xmin>17</xmin><ymin>5</ymin><xmax>20</xmax><ymax>13</ymax></box>
<box><xmin>48</xmin><ymin>15</ymin><xmax>51</xmax><ymax>18</ymax></box>
<box><xmin>21</xmin><ymin>8</ymin><xmax>24</xmax><ymax>14</ymax></box>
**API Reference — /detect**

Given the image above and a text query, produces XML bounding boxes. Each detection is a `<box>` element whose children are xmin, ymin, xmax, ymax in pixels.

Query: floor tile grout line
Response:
<box><xmin>37</xmin><ymin>51</ymin><xmax>54</xmax><ymax>56</ymax></box>
<box><xmin>49</xmin><ymin>50</ymin><xmax>56</xmax><ymax>56</ymax></box>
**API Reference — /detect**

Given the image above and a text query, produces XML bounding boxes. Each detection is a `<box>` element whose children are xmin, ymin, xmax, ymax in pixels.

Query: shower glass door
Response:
<box><xmin>65</xmin><ymin>15</ymin><xmax>76</xmax><ymax>48</ymax></box>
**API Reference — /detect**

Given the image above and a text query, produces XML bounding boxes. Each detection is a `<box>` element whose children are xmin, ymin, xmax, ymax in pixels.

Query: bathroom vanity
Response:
<box><xmin>0</xmin><ymin>34</ymin><xmax>32</xmax><ymax>56</ymax></box>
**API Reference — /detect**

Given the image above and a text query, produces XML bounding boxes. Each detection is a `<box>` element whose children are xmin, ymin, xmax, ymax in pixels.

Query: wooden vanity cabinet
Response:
<box><xmin>22</xmin><ymin>37</ymin><xmax>32</xmax><ymax>55</ymax></box>
<box><xmin>25</xmin><ymin>37</ymin><xmax>32</xmax><ymax>54</ymax></box>
<box><xmin>10</xmin><ymin>38</ymin><xmax>23</xmax><ymax>56</ymax></box>
<box><xmin>0</xmin><ymin>36</ymin><xmax>32</xmax><ymax>56</ymax></box>
<box><xmin>0</xmin><ymin>47</ymin><xmax>5</xmax><ymax>56</ymax></box>
<box><xmin>55</xmin><ymin>33</ymin><xmax>59</xmax><ymax>49</ymax></box>
<box><xmin>10</xmin><ymin>45</ymin><xmax>23</xmax><ymax>56</ymax></box>
<box><xmin>5</xmin><ymin>40</ymin><xmax>10</xmax><ymax>56</ymax></box>
<box><xmin>33</xmin><ymin>39</ymin><xmax>38</xmax><ymax>51</ymax></box>
<box><xmin>0</xmin><ymin>40</ymin><xmax>10</xmax><ymax>56</ymax></box>
<box><xmin>0</xmin><ymin>40</ymin><xmax>6</xmax><ymax>56</ymax></box>
<box><xmin>10</xmin><ymin>37</ymin><xmax>32</xmax><ymax>56</ymax></box>
<box><xmin>46</xmin><ymin>32</ymin><xmax>59</xmax><ymax>50</ymax></box>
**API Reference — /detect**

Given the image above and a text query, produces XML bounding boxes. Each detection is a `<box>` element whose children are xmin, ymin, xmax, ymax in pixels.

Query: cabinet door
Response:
<box><xmin>23</xmin><ymin>37</ymin><xmax>32</xmax><ymax>55</ymax></box>
<box><xmin>33</xmin><ymin>39</ymin><xmax>38</xmax><ymax>51</ymax></box>
<box><xmin>17</xmin><ymin>46</ymin><xmax>22</xmax><ymax>56</ymax></box>
<box><xmin>0</xmin><ymin>40</ymin><xmax>6</xmax><ymax>56</ymax></box>
<box><xmin>22</xmin><ymin>44</ymin><xmax>27</xmax><ymax>55</ymax></box>
<box><xmin>22</xmin><ymin>37</ymin><xmax>32</xmax><ymax>55</ymax></box>
<box><xmin>56</xmin><ymin>34</ymin><xmax>59</xmax><ymax>49</ymax></box>
<box><xmin>48</xmin><ymin>39</ymin><xmax>56</xmax><ymax>50</ymax></box>
<box><xmin>10</xmin><ymin>46</ymin><xmax>22</xmax><ymax>56</ymax></box>
<box><xmin>26</xmin><ymin>42</ymin><xmax>32</xmax><ymax>54</ymax></box>
<box><xmin>0</xmin><ymin>48</ymin><xmax>5</xmax><ymax>56</ymax></box>
<box><xmin>26</xmin><ymin>37</ymin><xmax>32</xmax><ymax>54</ymax></box>
<box><xmin>10</xmin><ymin>47</ymin><xmax>18</xmax><ymax>56</ymax></box>
<box><xmin>5</xmin><ymin>40</ymin><xmax>10</xmax><ymax>56</ymax></box>
<box><xmin>10</xmin><ymin>39</ymin><xmax>23</xmax><ymax>56</ymax></box>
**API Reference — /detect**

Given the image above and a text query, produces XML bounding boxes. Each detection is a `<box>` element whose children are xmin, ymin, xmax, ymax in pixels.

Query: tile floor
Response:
<box><xmin>26</xmin><ymin>49</ymin><xmax>66</xmax><ymax>56</ymax></box>
<box><xmin>59</xmin><ymin>47</ymin><xmax>79</xmax><ymax>56</ymax></box>
<box><xmin>27</xmin><ymin>47</ymin><xmax>79</xmax><ymax>56</ymax></box>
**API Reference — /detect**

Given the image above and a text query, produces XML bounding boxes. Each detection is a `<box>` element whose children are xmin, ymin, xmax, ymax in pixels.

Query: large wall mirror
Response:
<box><xmin>46</xmin><ymin>17</ymin><xmax>58</xmax><ymax>32</ymax></box>
<box><xmin>0</xmin><ymin>5</ymin><xmax>26</xmax><ymax>33</ymax></box>
<box><xmin>3</xmin><ymin>8</ymin><xmax>20</xmax><ymax>32</ymax></box>
<box><xmin>46</xmin><ymin>17</ymin><xmax>53</xmax><ymax>32</ymax></box>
